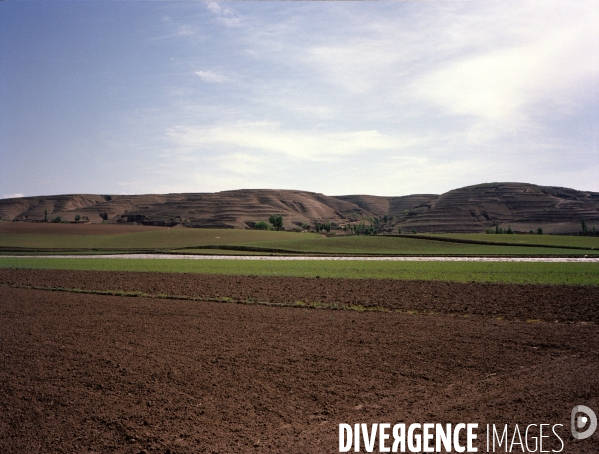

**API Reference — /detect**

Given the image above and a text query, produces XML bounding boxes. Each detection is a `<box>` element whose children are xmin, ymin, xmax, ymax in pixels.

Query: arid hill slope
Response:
<box><xmin>1</xmin><ymin>183</ymin><xmax>598</xmax><ymax>233</ymax></box>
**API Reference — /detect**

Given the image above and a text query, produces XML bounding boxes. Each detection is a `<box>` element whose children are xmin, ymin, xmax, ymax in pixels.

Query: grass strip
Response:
<box><xmin>1</xmin><ymin>257</ymin><xmax>598</xmax><ymax>285</ymax></box>
<box><xmin>2</xmin><ymin>283</ymin><xmax>393</xmax><ymax>313</ymax></box>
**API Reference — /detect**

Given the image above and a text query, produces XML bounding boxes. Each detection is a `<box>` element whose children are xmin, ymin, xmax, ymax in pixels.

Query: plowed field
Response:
<box><xmin>1</xmin><ymin>271</ymin><xmax>598</xmax><ymax>453</ymax></box>
<box><xmin>1</xmin><ymin>269</ymin><xmax>598</xmax><ymax>323</ymax></box>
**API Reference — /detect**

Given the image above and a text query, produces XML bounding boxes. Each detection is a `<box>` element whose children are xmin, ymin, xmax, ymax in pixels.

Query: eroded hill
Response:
<box><xmin>1</xmin><ymin>183</ymin><xmax>598</xmax><ymax>234</ymax></box>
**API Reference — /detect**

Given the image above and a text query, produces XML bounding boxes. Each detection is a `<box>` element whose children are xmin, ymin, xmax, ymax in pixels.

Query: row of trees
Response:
<box><xmin>486</xmin><ymin>225</ymin><xmax>543</xmax><ymax>235</ymax></box>
<box><xmin>254</xmin><ymin>216</ymin><xmax>598</xmax><ymax>236</ymax></box>
<box><xmin>43</xmin><ymin>209</ymin><xmax>85</xmax><ymax>223</ymax></box>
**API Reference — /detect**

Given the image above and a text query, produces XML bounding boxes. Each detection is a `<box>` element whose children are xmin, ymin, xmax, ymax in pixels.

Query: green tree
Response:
<box><xmin>75</xmin><ymin>214</ymin><xmax>81</xmax><ymax>222</ymax></box>
<box><xmin>398</xmin><ymin>226</ymin><xmax>402</xmax><ymax>234</ymax></box>
<box><xmin>44</xmin><ymin>209</ymin><xmax>48</xmax><ymax>222</ymax></box>
<box><xmin>383</xmin><ymin>214</ymin><xmax>389</xmax><ymax>224</ymax></box>
<box><xmin>507</xmin><ymin>225</ymin><xmax>513</xmax><ymax>234</ymax></box>
<box><xmin>268</xmin><ymin>214</ymin><xmax>283</xmax><ymax>231</ymax></box>
<box><xmin>411</xmin><ymin>227</ymin><xmax>417</xmax><ymax>234</ymax></box>
<box><xmin>581</xmin><ymin>219</ymin><xmax>588</xmax><ymax>235</ymax></box>
<box><xmin>537</xmin><ymin>227</ymin><xmax>543</xmax><ymax>235</ymax></box>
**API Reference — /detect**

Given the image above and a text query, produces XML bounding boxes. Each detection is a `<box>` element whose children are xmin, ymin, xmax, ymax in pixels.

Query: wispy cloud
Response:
<box><xmin>166</xmin><ymin>121</ymin><xmax>422</xmax><ymax>162</ymax></box>
<box><xmin>235</xmin><ymin>2</ymin><xmax>595</xmax><ymax>176</ymax></box>
<box><xmin>205</xmin><ymin>0</ymin><xmax>243</xmax><ymax>28</ymax></box>
<box><xmin>195</xmin><ymin>70</ymin><xmax>230</xmax><ymax>83</ymax></box>
<box><xmin>5</xmin><ymin>1</ymin><xmax>596</xmax><ymax>199</ymax></box>
<box><xmin>410</xmin><ymin>2</ymin><xmax>598</xmax><ymax>125</ymax></box>
<box><xmin>140</xmin><ymin>0</ymin><xmax>597</xmax><ymax>195</ymax></box>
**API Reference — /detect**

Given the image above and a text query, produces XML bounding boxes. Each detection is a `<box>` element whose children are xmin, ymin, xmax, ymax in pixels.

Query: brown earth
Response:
<box><xmin>1</xmin><ymin>283</ymin><xmax>598</xmax><ymax>454</ymax></box>
<box><xmin>2</xmin><ymin>182</ymin><xmax>598</xmax><ymax>233</ymax></box>
<box><xmin>1</xmin><ymin>269</ymin><xmax>598</xmax><ymax>323</ymax></box>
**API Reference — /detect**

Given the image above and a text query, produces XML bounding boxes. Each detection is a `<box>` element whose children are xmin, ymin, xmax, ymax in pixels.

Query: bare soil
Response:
<box><xmin>0</xmin><ymin>273</ymin><xmax>598</xmax><ymax>453</ymax></box>
<box><xmin>1</xmin><ymin>269</ymin><xmax>598</xmax><ymax>323</ymax></box>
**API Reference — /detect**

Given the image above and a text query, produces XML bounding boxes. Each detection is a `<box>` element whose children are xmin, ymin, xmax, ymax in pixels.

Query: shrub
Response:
<box><xmin>254</xmin><ymin>221</ymin><xmax>270</xmax><ymax>230</ymax></box>
<box><xmin>411</xmin><ymin>227</ymin><xmax>417</xmax><ymax>234</ymax></box>
<box><xmin>507</xmin><ymin>225</ymin><xmax>514</xmax><ymax>234</ymax></box>
<box><xmin>75</xmin><ymin>214</ymin><xmax>81</xmax><ymax>222</ymax></box>
<box><xmin>537</xmin><ymin>227</ymin><xmax>543</xmax><ymax>235</ymax></box>
<box><xmin>398</xmin><ymin>226</ymin><xmax>402</xmax><ymax>234</ymax></box>
<box><xmin>485</xmin><ymin>229</ymin><xmax>494</xmax><ymax>234</ymax></box>
<box><xmin>51</xmin><ymin>216</ymin><xmax>62</xmax><ymax>223</ymax></box>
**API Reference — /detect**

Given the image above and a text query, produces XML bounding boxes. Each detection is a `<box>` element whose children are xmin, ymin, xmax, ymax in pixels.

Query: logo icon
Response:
<box><xmin>571</xmin><ymin>405</ymin><xmax>597</xmax><ymax>440</ymax></box>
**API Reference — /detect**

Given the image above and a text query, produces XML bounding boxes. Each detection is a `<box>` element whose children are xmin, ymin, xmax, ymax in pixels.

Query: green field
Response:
<box><xmin>1</xmin><ymin>257</ymin><xmax>598</xmax><ymax>285</ymax></box>
<box><xmin>229</xmin><ymin>235</ymin><xmax>599</xmax><ymax>256</ymax></box>
<box><xmin>0</xmin><ymin>228</ymin><xmax>312</xmax><ymax>251</ymax></box>
<box><xmin>428</xmin><ymin>233</ymin><xmax>599</xmax><ymax>249</ymax></box>
<box><xmin>1</xmin><ymin>226</ymin><xmax>598</xmax><ymax>256</ymax></box>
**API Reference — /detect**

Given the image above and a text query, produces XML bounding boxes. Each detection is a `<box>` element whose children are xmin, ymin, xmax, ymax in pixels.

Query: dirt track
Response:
<box><xmin>1</xmin><ymin>273</ymin><xmax>598</xmax><ymax>453</ymax></box>
<box><xmin>1</xmin><ymin>269</ymin><xmax>598</xmax><ymax>323</ymax></box>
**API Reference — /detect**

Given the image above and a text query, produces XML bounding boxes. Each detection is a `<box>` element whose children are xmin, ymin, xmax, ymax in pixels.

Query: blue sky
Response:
<box><xmin>1</xmin><ymin>0</ymin><xmax>598</xmax><ymax>198</ymax></box>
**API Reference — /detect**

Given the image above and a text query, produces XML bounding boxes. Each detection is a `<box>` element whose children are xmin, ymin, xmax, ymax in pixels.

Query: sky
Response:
<box><xmin>1</xmin><ymin>0</ymin><xmax>598</xmax><ymax>198</ymax></box>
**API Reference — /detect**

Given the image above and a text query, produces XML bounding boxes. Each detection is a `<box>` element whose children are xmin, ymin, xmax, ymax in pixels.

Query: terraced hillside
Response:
<box><xmin>1</xmin><ymin>183</ymin><xmax>598</xmax><ymax>233</ymax></box>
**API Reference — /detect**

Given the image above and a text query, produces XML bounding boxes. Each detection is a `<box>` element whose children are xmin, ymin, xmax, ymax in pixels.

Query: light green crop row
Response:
<box><xmin>1</xmin><ymin>257</ymin><xmax>598</xmax><ymax>286</ymax></box>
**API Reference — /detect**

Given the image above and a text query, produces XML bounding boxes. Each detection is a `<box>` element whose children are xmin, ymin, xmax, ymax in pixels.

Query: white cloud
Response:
<box><xmin>206</xmin><ymin>1</ymin><xmax>220</xmax><ymax>15</ymax></box>
<box><xmin>1</xmin><ymin>193</ymin><xmax>25</xmax><ymax>199</ymax></box>
<box><xmin>240</xmin><ymin>1</ymin><xmax>598</xmax><ymax>142</ymax></box>
<box><xmin>176</xmin><ymin>24</ymin><xmax>198</xmax><ymax>37</ymax></box>
<box><xmin>195</xmin><ymin>70</ymin><xmax>230</xmax><ymax>83</ymax></box>
<box><xmin>411</xmin><ymin>3</ymin><xmax>598</xmax><ymax>126</ymax></box>
<box><xmin>205</xmin><ymin>0</ymin><xmax>243</xmax><ymax>27</ymax></box>
<box><xmin>165</xmin><ymin>122</ymin><xmax>422</xmax><ymax>162</ymax></box>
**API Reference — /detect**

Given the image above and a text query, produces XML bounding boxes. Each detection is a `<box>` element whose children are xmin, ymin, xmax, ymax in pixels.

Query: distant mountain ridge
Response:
<box><xmin>1</xmin><ymin>183</ymin><xmax>598</xmax><ymax>234</ymax></box>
